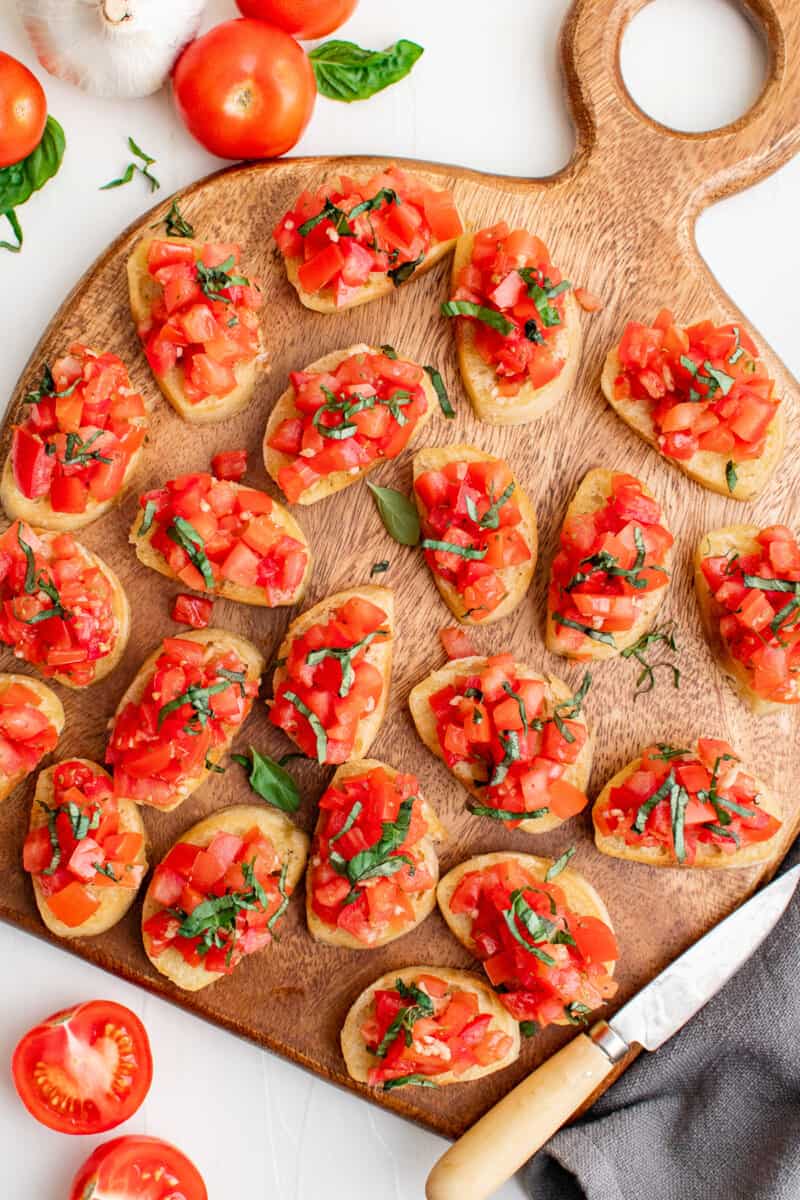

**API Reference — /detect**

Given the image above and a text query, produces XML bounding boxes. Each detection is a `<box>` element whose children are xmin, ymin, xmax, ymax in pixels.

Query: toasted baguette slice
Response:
<box><xmin>110</xmin><ymin>628</ymin><xmax>264</xmax><ymax>812</ymax></box>
<box><xmin>601</xmin><ymin>346</ymin><xmax>785</xmax><ymax>500</ymax></box>
<box><xmin>408</xmin><ymin>656</ymin><xmax>593</xmax><ymax>834</ymax></box>
<box><xmin>142</xmin><ymin>805</ymin><xmax>309</xmax><ymax>992</ymax></box>
<box><xmin>127</xmin><ymin>237</ymin><xmax>264</xmax><ymax>425</ymax></box>
<box><xmin>694</xmin><ymin>525</ymin><xmax>798</xmax><ymax>714</ymax></box>
<box><xmin>451</xmin><ymin>232</ymin><xmax>582</xmax><ymax>426</ymax></box>
<box><xmin>593</xmin><ymin>745</ymin><xmax>782</xmax><ymax>868</ymax></box>
<box><xmin>306</xmin><ymin>758</ymin><xmax>445</xmax><ymax>950</ymax></box>
<box><xmin>263</xmin><ymin>344</ymin><xmax>436</xmax><ymax>505</ymax></box>
<box><xmin>29</xmin><ymin>759</ymin><xmax>147</xmax><ymax>939</ymax></box>
<box><xmin>438</xmin><ymin>850</ymin><xmax>616</xmax><ymax>1026</ymax></box>
<box><xmin>130</xmin><ymin>480</ymin><xmax>313</xmax><ymax>608</ymax></box>
<box><xmin>272</xmin><ymin>586</ymin><xmax>394</xmax><ymax>762</ymax></box>
<box><xmin>412</xmin><ymin>445</ymin><xmax>537</xmax><ymax>625</ymax></box>
<box><xmin>0</xmin><ymin>675</ymin><xmax>64</xmax><ymax>803</ymax></box>
<box><xmin>546</xmin><ymin>467</ymin><xmax>674</xmax><ymax>660</ymax></box>
<box><xmin>341</xmin><ymin>965</ymin><xmax>520</xmax><ymax>1086</ymax></box>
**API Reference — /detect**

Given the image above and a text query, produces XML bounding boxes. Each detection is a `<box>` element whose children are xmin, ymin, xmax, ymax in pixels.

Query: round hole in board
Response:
<box><xmin>619</xmin><ymin>0</ymin><xmax>768</xmax><ymax>133</ymax></box>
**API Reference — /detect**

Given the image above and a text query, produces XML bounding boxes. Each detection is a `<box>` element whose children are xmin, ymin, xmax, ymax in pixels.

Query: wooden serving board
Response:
<box><xmin>1</xmin><ymin>0</ymin><xmax>799</xmax><ymax>1142</ymax></box>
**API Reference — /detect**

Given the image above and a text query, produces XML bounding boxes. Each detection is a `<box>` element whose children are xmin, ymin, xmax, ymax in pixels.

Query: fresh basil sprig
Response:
<box><xmin>231</xmin><ymin>747</ymin><xmax>300</xmax><ymax>814</ymax></box>
<box><xmin>0</xmin><ymin>117</ymin><xmax>66</xmax><ymax>254</ymax></box>
<box><xmin>309</xmin><ymin>38</ymin><xmax>424</xmax><ymax>103</ymax></box>
<box><xmin>367</xmin><ymin>481</ymin><xmax>420</xmax><ymax>545</ymax></box>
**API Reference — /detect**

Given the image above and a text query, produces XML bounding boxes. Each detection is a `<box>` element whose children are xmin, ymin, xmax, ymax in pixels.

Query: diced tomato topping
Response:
<box><xmin>273</xmin><ymin>165</ymin><xmax>462</xmax><ymax>304</ymax></box>
<box><xmin>106</xmin><ymin>635</ymin><xmax>258</xmax><ymax>810</ymax></box>
<box><xmin>171</xmin><ymin>593</ymin><xmax>214</xmax><ymax>629</ymax></box>
<box><xmin>0</xmin><ymin>679</ymin><xmax>60</xmax><ymax>781</ymax></box>
<box><xmin>211</xmin><ymin>449</ymin><xmax>248</xmax><ymax>481</ymax></box>
<box><xmin>446</xmin><ymin>221</ymin><xmax>571</xmax><ymax>396</ymax></box>
<box><xmin>440</xmin><ymin>627</ymin><xmax>477</xmax><ymax>659</ymax></box>
<box><xmin>595</xmin><ymin>741</ymin><xmax>782</xmax><ymax>863</ymax></box>
<box><xmin>615</xmin><ymin>314</ymin><xmax>781</xmax><ymax>468</ymax></box>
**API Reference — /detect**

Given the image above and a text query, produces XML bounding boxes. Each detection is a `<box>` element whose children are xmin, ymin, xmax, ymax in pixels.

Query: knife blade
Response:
<box><xmin>426</xmin><ymin>864</ymin><xmax>800</xmax><ymax>1200</ymax></box>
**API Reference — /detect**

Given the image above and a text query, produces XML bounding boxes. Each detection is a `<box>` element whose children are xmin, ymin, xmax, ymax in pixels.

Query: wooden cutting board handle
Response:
<box><xmin>560</xmin><ymin>0</ymin><xmax>800</xmax><ymax>218</ymax></box>
<box><xmin>426</xmin><ymin>1030</ymin><xmax>619</xmax><ymax>1200</ymax></box>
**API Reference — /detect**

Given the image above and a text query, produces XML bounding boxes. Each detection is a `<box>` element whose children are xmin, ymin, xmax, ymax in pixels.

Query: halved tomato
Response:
<box><xmin>69</xmin><ymin>1136</ymin><xmax>207</xmax><ymax>1200</ymax></box>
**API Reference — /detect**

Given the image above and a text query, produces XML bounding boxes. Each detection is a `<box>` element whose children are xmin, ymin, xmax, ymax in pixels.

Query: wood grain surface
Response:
<box><xmin>0</xmin><ymin>0</ymin><xmax>799</xmax><ymax>1141</ymax></box>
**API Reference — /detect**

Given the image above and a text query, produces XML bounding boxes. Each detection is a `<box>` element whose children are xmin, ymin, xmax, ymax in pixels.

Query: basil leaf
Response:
<box><xmin>703</xmin><ymin>360</ymin><xmax>735</xmax><ymax>396</ymax></box>
<box><xmin>161</xmin><ymin>199</ymin><xmax>195</xmax><ymax>238</ymax></box>
<box><xmin>553</xmin><ymin>612</ymin><xmax>616</xmax><ymax>647</ymax></box>
<box><xmin>388</xmin><ymin>252</ymin><xmax>424</xmax><ymax>287</ymax></box>
<box><xmin>552</xmin><ymin>671</ymin><xmax>592</xmax><ymax>742</ymax></box>
<box><xmin>725</xmin><ymin>460</ymin><xmax>738</xmax><ymax>494</ymax></box>
<box><xmin>441</xmin><ymin>299</ymin><xmax>514</xmax><ymax>335</ymax></box>
<box><xmin>383</xmin><ymin>1074</ymin><xmax>438</xmax><ymax>1092</ymax></box>
<box><xmin>0</xmin><ymin>116</ymin><xmax>66</xmax><ymax>215</ymax></box>
<box><xmin>741</xmin><ymin>574</ymin><xmax>799</xmax><ymax>594</ymax></box>
<box><xmin>468</xmin><ymin>801</ymin><xmax>548</xmax><ymax>822</ymax></box>
<box><xmin>309</xmin><ymin>38</ymin><xmax>424</xmax><ymax>103</ymax></box>
<box><xmin>139</xmin><ymin>500</ymin><xmax>157</xmax><ymax>537</ymax></box>
<box><xmin>167</xmin><ymin>517</ymin><xmax>215</xmax><ymax>590</ymax></box>
<box><xmin>0</xmin><ymin>209</ymin><xmax>22</xmax><ymax>253</ymax></box>
<box><xmin>367</xmin><ymin>481</ymin><xmax>420</xmax><ymax>545</ymax></box>
<box><xmin>545</xmin><ymin>846</ymin><xmax>576</xmax><ymax>881</ymax></box>
<box><xmin>670</xmin><ymin>780</ymin><xmax>689</xmax><ymax>864</ymax></box>
<box><xmin>233</xmin><ymin>747</ymin><xmax>300</xmax><ymax>813</ymax></box>
<box><xmin>489</xmin><ymin>730</ymin><xmax>520</xmax><ymax>787</ymax></box>
<box><xmin>332</xmin><ymin>798</ymin><xmax>415</xmax><ymax>897</ymax></box>
<box><xmin>370</xmin><ymin>560</ymin><xmax>390</xmax><ymax>578</ymax></box>
<box><xmin>196</xmin><ymin>255</ymin><xmax>249</xmax><ymax>304</ymax></box>
<box><xmin>283</xmin><ymin>690</ymin><xmax>328</xmax><ymax>762</ymax></box>
<box><xmin>348</xmin><ymin>188</ymin><xmax>399</xmax><ymax>219</ymax></box>
<box><xmin>306</xmin><ymin>629</ymin><xmax>386</xmax><ymax>698</ymax></box>
<box><xmin>519</xmin><ymin>1020</ymin><xmax>539</xmax><ymax>1038</ymax></box>
<box><xmin>621</xmin><ymin>628</ymin><xmax>681</xmax><ymax>697</ymax></box>
<box><xmin>424</xmin><ymin>365</ymin><xmax>454</xmax><ymax>418</ymax></box>
<box><xmin>421</xmin><ymin>538</ymin><xmax>487</xmax><ymax>561</ymax></box>
<box><xmin>380</xmin><ymin>344</ymin><xmax>398</xmax><ymax>359</ymax></box>
<box><xmin>329</xmin><ymin>800</ymin><xmax>363</xmax><ymax>845</ymax></box>
<box><xmin>633</xmin><ymin>770</ymin><xmax>675</xmax><ymax>833</ymax></box>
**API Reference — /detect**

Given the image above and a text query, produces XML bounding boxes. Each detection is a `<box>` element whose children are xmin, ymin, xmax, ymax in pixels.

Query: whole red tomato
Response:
<box><xmin>173</xmin><ymin>19</ymin><xmax>316</xmax><ymax>160</ymax></box>
<box><xmin>235</xmin><ymin>0</ymin><xmax>358</xmax><ymax>39</ymax></box>
<box><xmin>69</xmin><ymin>1136</ymin><xmax>207</xmax><ymax>1200</ymax></box>
<box><xmin>0</xmin><ymin>51</ymin><xmax>47</xmax><ymax>168</ymax></box>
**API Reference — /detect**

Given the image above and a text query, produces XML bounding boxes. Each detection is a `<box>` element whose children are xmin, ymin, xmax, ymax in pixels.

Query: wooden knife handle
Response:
<box><xmin>426</xmin><ymin>1030</ymin><xmax>619</xmax><ymax>1200</ymax></box>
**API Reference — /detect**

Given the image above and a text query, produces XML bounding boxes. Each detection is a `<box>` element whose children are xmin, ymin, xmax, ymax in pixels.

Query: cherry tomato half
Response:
<box><xmin>0</xmin><ymin>51</ymin><xmax>47</xmax><ymax>168</ymax></box>
<box><xmin>69</xmin><ymin>1136</ymin><xmax>207</xmax><ymax>1200</ymax></box>
<box><xmin>12</xmin><ymin>1000</ymin><xmax>152</xmax><ymax>1135</ymax></box>
<box><xmin>172</xmin><ymin>19</ymin><xmax>316</xmax><ymax>160</ymax></box>
<box><xmin>235</xmin><ymin>0</ymin><xmax>358</xmax><ymax>39</ymax></box>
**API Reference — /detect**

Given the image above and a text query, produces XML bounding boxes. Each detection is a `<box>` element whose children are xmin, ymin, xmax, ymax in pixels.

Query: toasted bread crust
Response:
<box><xmin>263</xmin><ymin>344</ymin><xmax>436</xmax><ymax>505</ymax></box>
<box><xmin>272</xmin><ymin>587</ymin><xmax>394</xmax><ymax>762</ymax></box>
<box><xmin>341</xmin><ymin>965</ymin><xmax>521</xmax><ymax>1085</ymax></box>
<box><xmin>408</xmin><ymin>656</ymin><xmax>594</xmax><ymax>834</ymax></box>
<box><xmin>601</xmin><ymin>346</ymin><xmax>785</xmax><ymax>500</ymax></box>
<box><xmin>30</xmin><ymin>759</ymin><xmax>148</xmax><ymax>938</ymax></box>
<box><xmin>306</xmin><ymin>758</ymin><xmax>445</xmax><ymax>950</ymax></box>
<box><xmin>127</xmin><ymin>237</ymin><xmax>265</xmax><ymax>425</ymax></box>
<box><xmin>109</xmin><ymin>628</ymin><xmax>265</xmax><ymax>812</ymax></box>
<box><xmin>142</xmin><ymin>805</ymin><xmax>309</xmax><ymax>991</ymax></box>
<box><xmin>0</xmin><ymin>674</ymin><xmax>64</xmax><ymax>804</ymax></box>
<box><xmin>412</xmin><ymin>445</ymin><xmax>538</xmax><ymax>625</ymax></box>
<box><xmin>545</xmin><ymin>467</ymin><xmax>674</xmax><ymax>660</ymax></box>
<box><xmin>451</xmin><ymin>232</ymin><xmax>582</xmax><ymax>426</ymax></box>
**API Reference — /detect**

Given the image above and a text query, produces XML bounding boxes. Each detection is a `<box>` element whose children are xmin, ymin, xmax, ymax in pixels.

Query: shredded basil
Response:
<box><xmin>468</xmin><ymin>801</ymin><xmax>548</xmax><ymax>821</ymax></box>
<box><xmin>519</xmin><ymin>1020</ymin><xmax>539</xmax><ymax>1038</ymax></box>
<box><xmin>388</xmin><ymin>252</ymin><xmax>424</xmax><ymax>287</ymax></box>
<box><xmin>632</xmin><ymin>770</ymin><xmax>675</xmax><ymax>833</ymax></box>
<box><xmin>382</xmin><ymin>1074</ymin><xmax>438</xmax><ymax>1092</ymax></box>
<box><xmin>621</xmin><ymin>628</ymin><xmax>681</xmax><ymax>697</ymax></box>
<box><xmin>331</xmin><ymin>798</ymin><xmax>415</xmax><ymax>903</ymax></box>
<box><xmin>553</xmin><ymin>612</ymin><xmax>616</xmax><ymax>646</ymax></box>
<box><xmin>725</xmin><ymin>460</ymin><xmax>738</xmax><ymax>494</ymax></box>
<box><xmin>167</xmin><ymin>517</ymin><xmax>215</xmax><ymax>590</ymax></box>
<box><xmin>421</xmin><ymin>538</ymin><xmax>487</xmax><ymax>561</ymax></box>
<box><xmin>101</xmin><ymin>136</ymin><xmax>160</xmax><ymax>192</ymax></box>
<box><xmin>424</xmin><ymin>364</ymin><xmax>454</xmax><ymax>418</ymax></box>
<box><xmin>138</xmin><ymin>500</ymin><xmax>157</xmax><ymax>537</ymax></box>
<box><xmin>517</xmin><ymin>269</ymin><xmax>571</xmax><ymax>327</ymax></box>
<box><xmin>370</xmin><ymin>560</ymin><xmax>390</xmax><ymax>578</ymax></box>
<box><xmin>545</xmin><ymin>846</ymin><xmax>576</xmax><ymax>881</ymax></box>
<box><xmin>441</xmin><ymin>299</ymin><xmax>514</xmax><ymax>335</ymax></box>
<box><xmin>196</xmin><ymin>255</ymin><xmax>249</xmax><ymax>304</ymax></box>
<box><xmin>283</xmin><ymin>690</ymin><xmax>328</xmax><ymax>762</ymax></box>
<box><xmin>552</xmin><ymin>672</ymin><xmax>592</xmax><ymax>743</ymax></box>
<box><xmin>306</xmin><ymin>629</ymin><xmax>387</xmax><ymax>697</ymax></box>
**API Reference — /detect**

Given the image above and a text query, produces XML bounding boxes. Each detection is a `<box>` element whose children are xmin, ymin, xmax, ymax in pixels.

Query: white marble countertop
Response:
<box><xmin>0</xmin><ymin>0</ymin><xmax>797</xmax><ymax>1196</ymax></box>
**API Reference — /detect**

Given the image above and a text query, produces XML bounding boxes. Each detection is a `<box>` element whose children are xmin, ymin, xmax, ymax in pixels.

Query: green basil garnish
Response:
<box><xmin>367</xmin><ymin>481</ymin><xmax>420</xmax><ymax>545</ymax></box>
<box><xmin>0</xmin><ymin>117</ymin><xmax>66</xmax><ymax>254</ymax></box>
<box><xmin>545</xmin><ymin>846</ymin><xmax>576</xmax><ymax>881</ymax></box>
<box><xmin>424</xmin><ymin>364</ymin><xmax>454</xmax><ymax>418</ymax></box>
<box><xmin>167</xmin><ymin>517</ymin><xmax>215</xmax><ymax>590</ymax></box>
<box><xmin>283</xmin><ymin>690</ymin><xmax>328</xmax><ymax>762</ymax></box>
<box><xmin>441</xmin><ymin>299</ymin><xmax>514</xmax><ymax>335</ymax></box>
<box><xmin>309</xmin><ymin>38</ymin><xmax>424</xmax><ymax>103</ymax></box>
<box><xmin>231</xmin><ymin>747</ymin><xmax>300</xmax><ymax>813</ymax></box>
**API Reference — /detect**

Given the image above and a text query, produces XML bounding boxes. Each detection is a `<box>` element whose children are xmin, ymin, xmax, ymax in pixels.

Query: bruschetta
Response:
<box><xmin>438</xmin><ymin>851</ymin><xmax>619</xmax><ymax>1028</ymax></box>
<box><xmin>270</xmin><ymin>587</ymin><xmax>393</xmax><ymax>764</ymax></box>
<box><xmin>409</xmin><ymin>654</ymin><xmax>593</xmax><ymax>833</ymax></box>
<box><xmin>130</xmin><ymin>465</ymin><xmax>312</xmax><ymax>607</ymax></box>
<box><xmin>444</xmin><ymin>223</ymin><xmax>581</xmax><ymax>425</ymax></box>
<box><xmin>593</xmin><ymin>738</ymin><xmax>782</xmax><ymax>868</ymax></box>
<box><xmin>413</xmin><ymin>445</ymin><xmax>537</xmax><ymax>624</ymax></box>
<box><xmin>0</xmin><ymin>675</ymin><xmax>64</xmax><ymax>803</ymax></box>
<box><xmin>23</xmin><ymin>758</ymin><xmax>147</xmax><ymax>938</ymax></box>
<box><xmin>546</xmin><ymin>469</ymin><xmax>674</xmax><ymax>660</ymax></box>
<box><xmin>601</xmin><ymin>310</ymin><xmax>784</xmax><ymax>499</ymax></box>
<box><xmin>142</xmin><ymin>805</ymin><xmax>309</xmax><ymax>992</ymax></box>
<box><xmin>306</xmin><ymin>759</ymin><xmax>445</xmax><ymax>950</ymax></box>
<box><xmin>263</xmin><ymin>345</ymin><xmax>435</xmax><ymax>505</ymax></box>
<box><xmin>106</xmin><ymin>629</ymin><xmax>263</xmax><ymax>812</ymax></box>
<box><xmin>273</xmin><ymin>164</ymin><xmax>463</xmax><ymax>313</ymax></box>
<box><xmin>694</xmin><ymin>524</ymin><xmax>800</xmax><ymax>713</ymax></box>
<box><xmin>341</xmin><ymin>966</ymin><xmax>520</xmax><ymax>1090</ymax></box>
<box><xmin>127</xmin><ymin>237</ymin><xmax>264</xmax><ymax>425</ymax></box>
<box><xmin>2</xmin><ymin>344</ymin><xmax>148</xmax><ymax>532</ymax></box>
<box><xmin>0</xmin><ymin>521</ymin><xmax>129</xmax><ymax>688</ymax></box>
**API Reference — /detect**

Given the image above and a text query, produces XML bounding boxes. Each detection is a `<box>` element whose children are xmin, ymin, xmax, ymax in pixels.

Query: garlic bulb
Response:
<box><xmin>17</xmin><ymin>0</ymin><xmax>208</xmax><ymax>99</ymax></box>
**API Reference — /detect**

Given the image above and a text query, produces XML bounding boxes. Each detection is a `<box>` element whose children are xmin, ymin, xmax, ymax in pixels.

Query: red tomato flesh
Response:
<box><xmin>0</xmin><ymin>678</ymin><xmax>59</xmax><ymax>779</ymax></box>
<box><xmin>69</xmin><ymin>1135</ymin><xmax>207</xmax><ymax>1200</ymax></box>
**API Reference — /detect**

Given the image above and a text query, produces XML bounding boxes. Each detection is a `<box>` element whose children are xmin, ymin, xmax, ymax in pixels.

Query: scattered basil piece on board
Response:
<box><xmin>725</xmin><ymin>460</ymin><xmax>738</xmax><ymax>494</ymax></box>
<box><xmin>388</xmin><ymin>251</ymin><xmax>424</xmax><ymax>286</ymax></box>
<box><xmin>545</xmin><ymin>846</ymin><xmax>576</xmax><ymax>881</ymax></box>
<box><xmin>309</xmin><ymin>38</ymin><xmax>424</xmax><ymax>103</ymax></box>
<box><xmin>370</xmin><ymin>560</ymin><xmax>390</xmax><ymax>578</ymax></box>
<box><xmin>519</xmin><ymin>1020</ymin><xmax>539</xmax><ymax>1038</ymax></box>
<box><xmin>101</xmin><ymin>136</ymin><xmax>160</xmax><ymax>192</ymax></box>
<box><xmin>366</xmin><ymin>481</ymin><xmax>420</xmax><ymax>545</ymax></box>
<box><xmin>231</xmin><ymin>748</ymin><xmax>301</xmax><ymax>814</ymax></box>
<box><xmin>424</xmin><ymin>365</ymin><xmax>454</xmax><ymax>418</ymax></box>
<box><xmin>0</xmin><ymin>117</ymin><xmax>66</xmax><ymax>254</ymax></box>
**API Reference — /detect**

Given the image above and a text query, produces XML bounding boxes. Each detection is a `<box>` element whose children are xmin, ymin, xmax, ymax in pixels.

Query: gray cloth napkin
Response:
<box><xmin>525</xmin><ymin>841</ymin><xmax>800</xmax><ymax>1200</ymax></box>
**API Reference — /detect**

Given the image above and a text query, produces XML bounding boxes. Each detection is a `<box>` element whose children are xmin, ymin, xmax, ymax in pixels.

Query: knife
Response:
<box><xmin>426</xmin><ymin>862</ymin><xmax>800</xmax><ymax>1200</ymax></box>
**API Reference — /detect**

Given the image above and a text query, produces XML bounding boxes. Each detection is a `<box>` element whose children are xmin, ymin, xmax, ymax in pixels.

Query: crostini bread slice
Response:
<box><xmin>110</xmin><ymin>628</ymin><xmax>264</xmax><ymax>812</ymax></box>
<box><xmin>451</xmin><ymin>232</ymin><xmax>582</xmax><ymax>426</ymax></box>
<box><xmin>306</xmin><ymin>758</ymin><xmax>445</xmax><ymax>950</ymax></box>
<box><xmin>600</xmin><ymin>346</ymin><xmax>785</xmax><ymax>500</ymax></box>
<box><xmin>130</xmin><ymin>481</ymin><xmax>313</xmax><ymax>608</ymax></box>
<box><xmin>437</xmin><ymin>850</ymin><xmax>617</xmax><ymax>1024</ymax></box>
<box><xmin>272</xmin><ymin>586</ymin><xmax>394</xmax><ymax>761</ymax></box>
<box><xmin>263</xmin><ymin>344</ymin><xmax>436</xmax><ymax>506</ymax></box>
<box><xmin>592</xmin><ymin>746</ymin><xmax>782</xmax><ymax>868</ymax></box>
<box><xmin>127</xmin><ymin>237</ymin><xmax>264</xmax><ymax>425</ymax></box>
<box><xmin>141</xmin><ymin>804</ymin><xmax>309</xmax><ymax>992</ymax></box>
<box><xmin>29</xmin><ymin>759</ymin><xmax>147</xmax><ymax>939</ymax></box>
<box><xmin>0</xmin><ymin>674</ymin><xmax>64</xmax><ymax>803</ymax></box>
<box><xmin>546</xmin><ymin>467</ymin><xmax>674</xmax><ymax>660</ymax></box>
<box><xmin>408</xmin><ymin>656</ymin><xmax>593</xmax><ymax>834</ymax></box>
<box><xmin>413</xmin><ymin>444</ymin><xmax>538</xmax><ymax>625</ymax></box>
<box><xmin>693</xmin><ymin>525</ymin><xmax>795</xmax><ymax>715</ymax></box>
<box><xmin>341</xmin><ymin>965</ymin><xmax>521</xmax><ymax>1085</ymax></box>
